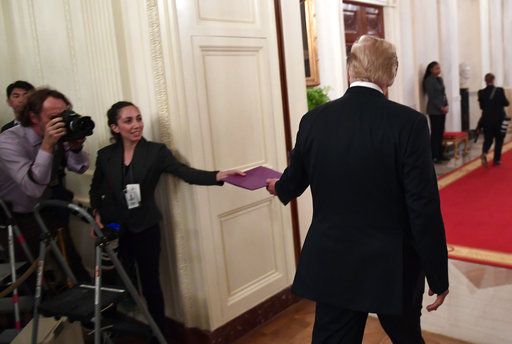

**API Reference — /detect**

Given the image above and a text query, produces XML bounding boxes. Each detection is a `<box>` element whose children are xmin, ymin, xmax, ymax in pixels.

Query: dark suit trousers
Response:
<box><xmin>312</xmin><ymin>254</ymin><xmax>426</xmax><ymax>343</ymax></box>
<box><xmin>118</xmin><ymin>224</ymin><xmax>166</xmax><ymax>332</ymax></box>
<box><xmin>428</xmin><ymin>114</ymin><xmax>446</xmax><ymax>160</ymax></box>
<box><xmin>482</xmin><ymin>125</ymin><xmax>504</xmax><ymax>162</ymax></box>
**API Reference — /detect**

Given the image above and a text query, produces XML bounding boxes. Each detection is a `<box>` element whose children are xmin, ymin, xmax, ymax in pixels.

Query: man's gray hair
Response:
<box><xmin>347</xmin><ymin>35</ymin><xmax>398</xmax><ymax>87</ymax></box>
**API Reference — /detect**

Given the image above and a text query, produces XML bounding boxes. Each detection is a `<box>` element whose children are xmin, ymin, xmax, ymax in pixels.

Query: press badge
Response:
<box><xmin>124</xmin><ymin>184</ymin><xmax>141</xmax><ymax>209</ymax></box>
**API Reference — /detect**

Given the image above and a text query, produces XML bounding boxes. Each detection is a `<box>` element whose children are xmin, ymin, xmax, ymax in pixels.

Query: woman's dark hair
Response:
<box><xmin>422</xmin><ymin>61</ymin><xmax>439</xmax><ymax>92</ymax></box>
<box><xmin>106</xmin><ymin>101</ymin><xmax>136</xmax><ymax>142</ymax></box>
<box><xmin>20</xmin><ymin>88</ymin><xmax>71</xmax><ymax>127</ymax></box>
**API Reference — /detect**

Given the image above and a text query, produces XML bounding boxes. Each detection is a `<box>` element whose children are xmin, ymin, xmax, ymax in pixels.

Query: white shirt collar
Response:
<box><xmin>350</xmin><ymin>81</ymin><xmax>383</xmax><ymax>94</ymax></box>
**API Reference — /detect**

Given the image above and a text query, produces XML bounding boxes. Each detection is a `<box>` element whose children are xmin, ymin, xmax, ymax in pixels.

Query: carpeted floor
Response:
<box><xmin>439</xmin><ymin>142</ymin><xmax>512</xmax><ymax>268</ymax></box>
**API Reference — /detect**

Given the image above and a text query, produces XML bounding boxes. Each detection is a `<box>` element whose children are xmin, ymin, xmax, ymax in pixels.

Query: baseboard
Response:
<box><xmin>165</xmin><ymin>287</ymin><xmax>300</xmax><ymax>344</ymax></box>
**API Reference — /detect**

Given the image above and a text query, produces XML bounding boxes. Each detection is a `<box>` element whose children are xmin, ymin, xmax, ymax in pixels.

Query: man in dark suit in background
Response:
<box><xmin>2</xmin><ymin>80</ymin><xmax>35</xmax><ymax>132</ymax></box>
<box><xmin>477</xmin><ymin>73</ymin><xmax>510</xmax><ymax>166</ymax></box>
<box><xmin>266</xmin><ymin>35</ymin><xmax>449</xmax><ymax>343</ymax></box>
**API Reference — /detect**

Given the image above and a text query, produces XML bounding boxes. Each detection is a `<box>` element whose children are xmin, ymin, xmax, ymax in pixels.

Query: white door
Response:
<box><xmin>172</xmin><ymin>0</ymin><xmax>297</xmax><ymax>328</ymax></box>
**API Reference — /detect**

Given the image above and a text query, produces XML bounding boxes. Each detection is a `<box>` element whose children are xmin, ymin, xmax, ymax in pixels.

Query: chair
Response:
<box><xmin>443</xmin><ymin>132</ymin><xmax>469</xmax><ymax>159</ymax></box>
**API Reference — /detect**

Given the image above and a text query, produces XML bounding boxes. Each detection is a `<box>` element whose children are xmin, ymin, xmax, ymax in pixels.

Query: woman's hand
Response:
<box><xmin>216</xmin><ymin>169</ymin><xmax>246</xmax><ymax>181</ymax></box>
<box><xmin>441</xmin><ymin>106</ymin><xmax>449</xmax><ymax>114</ymax></box>
<box><xmin>90</xmin><ymin>209</ymin><xmax>103</xmax><ymax>238</ymax></box>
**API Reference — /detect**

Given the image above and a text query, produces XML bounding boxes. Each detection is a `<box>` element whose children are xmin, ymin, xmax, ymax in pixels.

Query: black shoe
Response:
<box><xmin>481</xmin><ymin>154</ymin><xmax>488</xmax><ymax>167</ymax></box>
<box><xmin>440</xmin><ymin>156</ymin><xmax>451</xmax><ymax>161</ymax></box>
<box><xmin>494</xmin><ymin>160</ymin><xmax>501</xmax><ymax>166</ymax></box>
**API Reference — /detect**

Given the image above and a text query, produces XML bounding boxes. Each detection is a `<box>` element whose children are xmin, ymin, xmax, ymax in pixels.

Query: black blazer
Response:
<box><xmin>477</xmin><ymin>86</ymin><xmax>510</xmax><ymax>128</ymax></box>
<box><xmin>89</xmin><ymin>138</ymin><xmax>221</xmax><ymax>233</ymax></box>
<box><xmin>276</xmin><ymin>86</ymin><xmax>449</xmax><ymax>315</ymax></box>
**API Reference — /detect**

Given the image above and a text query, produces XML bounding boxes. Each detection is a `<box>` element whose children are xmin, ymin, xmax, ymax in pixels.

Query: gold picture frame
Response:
<box><xmin>300</xmin><ymin>0</ymin><xmax>320</xmax><ymax>86</ymax></box>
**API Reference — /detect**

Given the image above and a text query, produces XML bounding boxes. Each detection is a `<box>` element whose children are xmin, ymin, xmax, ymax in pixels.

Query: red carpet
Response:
<box><xmin>439</xmin><ymin>145</ymin><xmax>512</xmax><ymax>268</ymax></box>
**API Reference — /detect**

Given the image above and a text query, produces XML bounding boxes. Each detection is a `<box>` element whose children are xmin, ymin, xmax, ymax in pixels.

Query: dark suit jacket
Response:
<box><xmin>276</xmin><ymin>86</ymin><xmax>449</xmax><ymax>315</ymax></box>
<box><xmin>1</xmin><ymin>119</ymin><xmax>18</xmax><ymax>133</ymax></box>
<box><xmin>477</xmin><ymin>85</ymin><xmax>510</xmax><ymax>128</ymax></box>
<box><xmin>89</xmin><ymin>138</ymin><xmax>221</xmax><ymax>233</ymax></box>
<box><xmin>424</xmin><ymin>75</ymin><xmax>448</xmax><ymax>115</ymax></box>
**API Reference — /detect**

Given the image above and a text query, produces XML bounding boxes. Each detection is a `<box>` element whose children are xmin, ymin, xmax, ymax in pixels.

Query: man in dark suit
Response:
<box><xmin>1</xmin><ymin>80</ymin><xmax>35</xmax><ymax>133</ymax></box>
<box><xmin>266</xmin><ymin>35</ymin><xmax>449</xmax><ymax>343</ymax></box>
<box><xmin>477</xmin><ymin>73</ymin><xmax>510</xmax><ymax>166</ymax></box>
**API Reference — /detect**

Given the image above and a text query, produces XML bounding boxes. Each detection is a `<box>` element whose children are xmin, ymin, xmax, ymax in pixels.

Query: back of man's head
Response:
<box><xmin>347</xmin><ymin>35</ymin><xmax>398</xmax><ymax>88</ymax></box>
<box><xmin>20</xmin><ymin>88</ymin><xmax>71</xmax><ymax>127</ymax></box>
<box><xmin>484</xmin><ymin>73</ymin><xmax>495</xmax><ymax>85</ymax></box>
<box><xmin>6</xmin><ymin>80</ymin><xmax>34</xmax><ymax>98</ymax></box>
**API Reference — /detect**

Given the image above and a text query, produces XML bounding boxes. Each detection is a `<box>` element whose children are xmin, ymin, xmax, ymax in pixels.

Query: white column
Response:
<box><xmin>315</xmin><ymin>0</ymin><xmax>347</xmax><ymax>99</ymax></box>
<box><xmin>394</xmin><ymin>0</ymin><xmax>418</xmax><ymax>109</ymax></box>
<box><xmin>438</xmin><ymin>0</ymin><xmax>461</xmax><ymax>131</ymax></box>
<box><xmin>412</xmin><ymin>0</ymin><xmax>440</xmax><ymax>114</ymax></box>
<box><xmin>503</xmin><ymin>0</ymin><xmax>512</xmax><ymax>87</ymax></box>
<box><xmin>479</xmin><ymin>0</ymin><xmax>491</xmax><ymax>87</ymax></box>
<box><xmin>489</xmin><ymin>0</ymin><xmax>505</xmax><ymax>86</ymax></box>
<box><xmin>383</xmin><ymin>2</ymin><xmax>402</xmax><ymax>104</ymax></box>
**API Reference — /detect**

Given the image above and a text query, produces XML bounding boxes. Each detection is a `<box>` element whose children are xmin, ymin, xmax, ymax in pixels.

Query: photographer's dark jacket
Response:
<box><xmin>276</xmin><ymin>86</ymin><xmax>449</xmax><ymax>315</ymax></box>
<box><xmin>477</xmin><ymin>85</ymin><xmax>510</xmax><ymax>128</ymax></box>
<box><xmin>89</xmin><ymin>138</ymin><xmax>221</xmax><ymax>233</ymax></box>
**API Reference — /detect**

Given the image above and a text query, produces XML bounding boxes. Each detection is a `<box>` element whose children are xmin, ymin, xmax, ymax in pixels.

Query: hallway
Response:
<box><xmin>234</xmin><ymin>299</ymin><xmax>471</xmax><ymax>344</ymax></box>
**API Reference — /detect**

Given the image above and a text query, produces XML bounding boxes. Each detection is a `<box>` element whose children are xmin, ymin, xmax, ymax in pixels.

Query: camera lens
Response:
<box><xmin>60</xmin><ymin>110</ymin><xmax>95</xmax><ymax>141</ymax></box>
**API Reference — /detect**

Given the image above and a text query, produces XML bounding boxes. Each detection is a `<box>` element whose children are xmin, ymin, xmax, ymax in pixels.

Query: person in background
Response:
<box><xmin>266</xmin><ymin>35</ymin><xmax>449</xmax><ymax>343</ymax></box>
<box><xmin>477</xmin><ymin>73</ymin><xmax>510</xmax><ymax>166</ymax></box>
<box><xmin>2</xmin><ymin>80</ymin><xmax>35</xmax><ymax>132</ymax></box>
<box><xmin>423</xmin><ymin>61</ymin><xmax>450</xmax><ymax>163</ymax></box>
<box><xmin>89</xmin><ymin>101</ymin><xmax>244</xmax><ymax>337</ymax></box>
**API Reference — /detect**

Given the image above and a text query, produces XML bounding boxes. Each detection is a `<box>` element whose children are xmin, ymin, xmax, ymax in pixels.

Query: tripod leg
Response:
<box><xmin>31</xmin><ymin>240</ymin><xmax>47</xmax><ymax>344</ymax></box>
<box><xmin>94</xmin><ymin>245</ymin><xmax>102</xmax><ymax>344</ymax></box>
<box><xmin>103</xmin><ymin>244</ymin><xmax>167</xmax><ymax>344</ymax></box>
<box><xmin>12</xmin><ymin>224</ymin><xmax>35</xmax><ymax>263</ymax></box>
<box><xmin>8</xmin><ymin>224</ymin><xmax>21</xmax><ymax>332</ymax></box>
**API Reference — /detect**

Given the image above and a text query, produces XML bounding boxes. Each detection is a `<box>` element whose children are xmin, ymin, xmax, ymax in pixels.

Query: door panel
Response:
<box><xmin>175</xmin><ymin>0</ymin><xmax>295</xmax><ymax>326</ymax></box>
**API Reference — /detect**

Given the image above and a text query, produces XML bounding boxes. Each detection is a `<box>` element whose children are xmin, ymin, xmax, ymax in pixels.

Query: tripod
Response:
<box><xmin>31</xmin><ymin>200</ymin><xmax>167</xmax><ymax>344</ymax></box>
<box><xmin>0</xmin><ymin>199</ymin><xmax>35</xmax><ymax>336</ymax></box>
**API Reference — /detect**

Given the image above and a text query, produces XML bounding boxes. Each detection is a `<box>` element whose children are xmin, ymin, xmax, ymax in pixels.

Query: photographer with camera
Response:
<box><xmin>0</xmin><ymin>87</ymin><xmax>91</xmax><ymax>281</ymax></box>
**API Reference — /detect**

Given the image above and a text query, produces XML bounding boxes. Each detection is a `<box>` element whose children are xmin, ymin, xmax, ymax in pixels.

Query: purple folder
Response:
<box><xmin>225</xmin><ymin>166</ymin><xmax>282</xmax><ymax>190</ymax></box>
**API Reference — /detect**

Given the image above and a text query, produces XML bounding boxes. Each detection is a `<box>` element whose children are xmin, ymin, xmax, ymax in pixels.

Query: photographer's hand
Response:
<box><xmin>68</xmin><ymin>138</ymin><xmax>86</xmax><ymax>153</ymax></box>
<box><xmin>41</xmin><ymin>117</ymin><xmax>66</xmax><ymax>153</ymax></box>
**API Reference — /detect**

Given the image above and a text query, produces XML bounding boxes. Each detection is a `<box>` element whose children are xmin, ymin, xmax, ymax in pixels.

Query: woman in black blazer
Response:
<box><xmin>423</xmin><ymin>61</ymin><xmax>449</xmax><ymax>163</ymax></box>
<box><xmin>89</xmin><ymin>101</ymin><xmax>242</xmax><ymax>335</ymax></box>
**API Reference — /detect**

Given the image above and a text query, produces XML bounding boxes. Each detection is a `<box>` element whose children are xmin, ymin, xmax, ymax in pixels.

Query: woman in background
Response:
<box><xmin>89</xmin><ymin>101</ymin><xmax>243</xmax><ymax>336</ymax></box>
<box><xmin>423</xmin><ymin>61</ymin><xmax>449</xmax><ymax>163</ymax></box>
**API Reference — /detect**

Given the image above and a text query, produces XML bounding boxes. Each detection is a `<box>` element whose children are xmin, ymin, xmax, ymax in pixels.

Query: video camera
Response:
<box><xmin>60</xmin><ymin>109</ymin><xmax>95</xmax><ymax>142</ymax></box>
